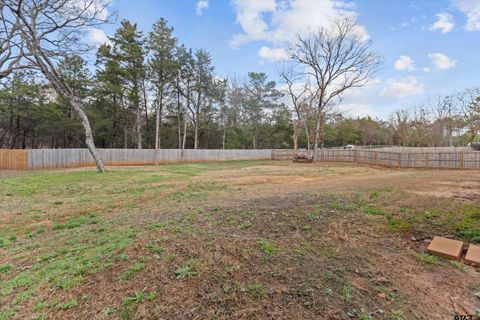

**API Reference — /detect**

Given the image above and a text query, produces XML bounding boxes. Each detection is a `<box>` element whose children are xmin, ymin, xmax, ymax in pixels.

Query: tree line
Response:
<box><xmin>1</xmin><ymin>1</ymin><xmax>479</xmax><ymax>172</ymax></box>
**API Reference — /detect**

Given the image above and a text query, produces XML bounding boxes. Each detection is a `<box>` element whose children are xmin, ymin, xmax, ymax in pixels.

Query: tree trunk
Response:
<box><xmin>21</xmin><ymin>35</ymin><xmax>105</xmax><ymax>170</ymax></box>
<box><xmin>142</xmin><ymin>82</ymin><xmax>149</xmax><ymax>148</ymax></box>
<box><xmin>313</xmin><ymin>110</ymin><xmax>321</xmax><ymax>161</ymax></box>
<box><xmin>155</xmin><ymin>90</ymin><xmax>163</xmax><ymax>150</ymax></box>
<box><xmin>44</xmin><ymin>77</ymin><xmax>105</xmax><ymax>171</ymax></box>
<box><xmin>222</xmin><ymin>127</ymin><xmax>226</xmax><ymax>150</ymax></box>
<box><xmin>194</xmin><ymin>123</ymin><xmax>198</xmax><ymax>149</ymax></box>
<box><xmin>72</xmin><ymin>99</ymin><xmax>105</xmax><ymax>172</ymax></box>
<box><xmin>293</xmin><ymin>130</ymin><xmax>298</xmax><ymax>151</ymax></box>
<box><xmin>176</xmin><ymin>80</ymin><xmax>182</xmax><ymax>149</ymax></box>
<box><xmin>112</xmin><ymin>94</ymin><xmax>118</xmax><ymax>148</ymax></box>
<box><xmin>135</xmin><ymin>98</ymin><xmax>142</xmax><ymax>149</ymax></box>
<box><xmin>304</xmin><ymin>122</ymin><xmax>310</xmax><ymax>150</ymax></box>
<box><xmin>182</xmin><ymin>120</ymin><xmax>187</xmax><ymax>150</ymax></box>
<box><xmin>177</xmin><ymin>113</ymin><xmax>182</xmax><ymax>149</ymax></box>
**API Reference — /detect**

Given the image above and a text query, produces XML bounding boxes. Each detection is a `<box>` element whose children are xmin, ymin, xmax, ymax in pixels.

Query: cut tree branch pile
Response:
<box><xmin>293</xmin><ymin>152</ymin><xmax>313</xmax><ymax>163</ymax></box>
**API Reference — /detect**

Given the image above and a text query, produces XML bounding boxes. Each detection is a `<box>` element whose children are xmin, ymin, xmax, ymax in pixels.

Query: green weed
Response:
<box><xmin>119</xmin><ymin>262</ymin><xmax>145</xmax><ymax>281</ymax></box>
<box><xmin>342</xmin><ymin>284</ymin><xmax>355</xmax><ymax>301</ymax></box>
<box><xmin>246</xmin><ymin>283</ymin><xmax>266</xmax><ymax>299</ymax></box>
<box><xmin>258</xmin><ymin>240</ymin><xmax>280</xmax><ymax>257</ymax></box>
<box><xmin>55</xmin><ymin>299</ymin><xmax>77</xmax><ymax>309</ymax></box>
<box><xmin>391</xmin><ymin>310</ymin><xmax>405</xmax><ymax>320</ymax></box>
<box><xmin>0</xmin><ymin>263</ymin><xmax>12</xmax><ymax>274</ymax></box>
<box><xmin>144</xmin><ymin>243</ymin><xmax>165</xmax><ymax>255</ymax></box>
<box><xmin>174</xmin><ymin>264</ymin><xmax>196</xmax><ymax>279</ymax></box>
<box><xmin>362</xmin><ymin>206</ymin><xmax>386</xmax><ymax>215</ymax></box>
<box><xmin>415</xmin><ymin>253</ymin><xmax>440</xmax><ymax>265</ymax></box>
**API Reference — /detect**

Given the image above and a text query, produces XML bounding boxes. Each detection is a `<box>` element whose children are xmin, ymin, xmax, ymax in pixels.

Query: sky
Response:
<box><xmin>87</xmin><ymin>0</ymin><xmax>480</xmax><ymax>120</ymax></box>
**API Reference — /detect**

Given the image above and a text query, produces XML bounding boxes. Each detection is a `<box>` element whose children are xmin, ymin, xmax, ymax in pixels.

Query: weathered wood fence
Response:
<box><xmin>0</xmin><ymin>149</ymin><xmax>29</xmax><ymax>170</ymax></box>
<box><xmin>271</xmin><ymin>149</ymin><xmax>480</xmax><ymax>169</ymax></box>
<box><xmin>1</xmin><ymin>148</ymin><xmax>479</xmax><ymax>170</ymax></box>
<box><xmin>1</xmin><ymin>149</ymin><xmax>271</xmax><ymax>170</ymax></box>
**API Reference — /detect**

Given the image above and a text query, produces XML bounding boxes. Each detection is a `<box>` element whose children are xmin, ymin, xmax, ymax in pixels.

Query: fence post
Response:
<box><xmin>397</xmin><ymin>153</ymin><xmax>401</xmax><ymax>168</ymax></box>
<box><xmin>460</xmin><ymin>152</ymin><xmax>464</xmax><ymax>169</ymax></box>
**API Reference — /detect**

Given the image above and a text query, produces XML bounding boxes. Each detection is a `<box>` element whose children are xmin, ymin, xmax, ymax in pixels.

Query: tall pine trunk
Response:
<box><xmin>182</xmin><ymin>120</ymin><xmax>187</xmax><ymax>150</ymax></box>
<box><xmin>135</xmin><ymin>99</ymin><xmax>142</xmax><ymax>149</ymax></box>
<box><xmin>155</xmin><ymin>90</ymin><xmax>163</xmax><ymax>150</ymax></box>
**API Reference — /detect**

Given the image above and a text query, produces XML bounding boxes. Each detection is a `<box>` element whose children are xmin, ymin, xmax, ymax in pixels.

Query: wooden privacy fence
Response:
<box><xmin>1</xmin><ymin>148</ymin><xmax>480</xmax><ymax>170</ymax></box>
<box><xmin>271</xmin><ymin>149</ymin><xmax>480</xmax><ymax>169</ymax></box>
<box><xmin>0</xmin><ymin>149</ymin><xmax>29</xmax><ymax>170</ymax></box>
<box><xmin>25</xmin><ymin>149</ymin><xmax>272</xmax><ymax>169</ymax></box>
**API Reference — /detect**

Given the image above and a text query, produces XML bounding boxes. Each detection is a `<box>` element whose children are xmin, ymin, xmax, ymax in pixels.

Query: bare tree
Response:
<box><xmin>3</xmin><ymin>0</ymin><xmax>113</xmax><ymax>172</ymax></box>
<box><xmin>411</xmin><ymin>106</ymin><xmax>431</xmax><ymax>146</ymax></box>
<box><xmin>391</xmin><ymin>109</ymin><xmax>410</xmax><ymax>146</ymax></box>
<box><xmin>290</xmin><ymin>18</ymin><xmax>381</xmax><ymax>157</ymax></box>
<box><xmin>0</xmin><ymin>4</ymin><xmax>23</xmax><ymax>79</ymax></box>
<box><xmin>279</xmin><ymin>64</ymin><xmax>311</xmax><ymax>150</ymax></box>
<box><xmin>429</xmin><ymin>95</ymin><xmax>461</xmax><ymax>147</ymax></box>
<box><xmin>458</xmin><ymin>87</ymin><xmax>480</xmax><ymax>142</ymax></box>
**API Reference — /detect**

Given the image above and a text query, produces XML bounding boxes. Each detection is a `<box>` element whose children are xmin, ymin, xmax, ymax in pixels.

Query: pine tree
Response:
<box><xmin>148</xmin><ymin>18</ymin><xmax>178</xmax><ymax>150</ymax></box>
<box><xmin>110</xmin><ymin>20</ymin><xmax>146</xmax><ymax>149</ymax></box>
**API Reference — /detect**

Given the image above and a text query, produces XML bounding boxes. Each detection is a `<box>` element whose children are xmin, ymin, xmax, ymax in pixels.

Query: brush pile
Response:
<box><xmin>293</xmin><ymin>152</ymin><xmax>313</xmax><ymax>163</ymax></box>
<box><xmin>470</xmin><ymin>142</ymin><xmax>480</xmax><ymax>151</ymax></box>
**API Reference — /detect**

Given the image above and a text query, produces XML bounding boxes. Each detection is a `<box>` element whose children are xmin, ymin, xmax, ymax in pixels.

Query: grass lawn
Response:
<box><xmin>0</xmin><ymin>161</ymin><xmax>479</xmax><ymax>319</ymax></box>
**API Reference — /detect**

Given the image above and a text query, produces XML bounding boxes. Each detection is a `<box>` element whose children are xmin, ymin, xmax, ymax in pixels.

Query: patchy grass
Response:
<box><xmin>362</xmin><ymin>206</ymin><xmax>387</xmax><ymax>216</ymax></box>
<box><xmin>120</xmin><ymin>290</ymin><xmax>156</xmax><ymax>319</ymax></box>
<box><xmin>55</xmin><ymin>299</ymin><xmax>78</xmax><ymax>310</ymax></box>
<box><xmin>0</xmin><ymin>263</ymin><xmax>12</xmax><ymax>274</ymax></box>
<box><xmin>1</xmin><ymin>162</ymin><xmax>479</xmax><ymax>319</ymax></box>
<box><xmin>246</xmin><ymin>283</ymin><xmax>266</xmax><ymax>299</ymax></box>
<box><xmin>258</xmin><ymin>240</ymin><xmax>280</xmax><ymax>257</ymax></box>
<box><xmin>391</xmin><ymin>310</ymin><xmax>406</xmax><ymax>320</ymax></box>
<box><xmin>118</xmin><ymin>262</ymin><xmax>145</xmax><ymax>281</ymax></box>
<box><xmin>174</xmin><ymin>263</ymin><xmax>197</xmax><ymax>279</ymax></box>
<box><xmin>415</xmin><ymin>253</ymin><xmax>441</xmax><ymax>265</ymax></box>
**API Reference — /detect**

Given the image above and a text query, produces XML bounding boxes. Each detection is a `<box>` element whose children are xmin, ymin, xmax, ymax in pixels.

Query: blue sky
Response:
<box><xmin>88</xmin><ymin>0</ymin><xmax>480</xmax><ymax>119</ymax></box>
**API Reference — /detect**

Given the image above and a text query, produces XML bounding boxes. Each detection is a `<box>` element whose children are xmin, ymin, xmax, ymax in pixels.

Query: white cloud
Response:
<box><xmin>381</xmin><ymin>77</ymin><xmax>425</xmax><ymax>99</ymax></box>
<box><xmin>394</xmin><ymin>55</ymin><xmax>415</xmax><ymax>70</ymax></box>
<box><xmin>258</xmin><ymin>46</ymin><xmax>289</xmax><ymax>61</ymax></box>
<box><xmin>336</xmin><ymin>103</ymin><xmax>376</xmax><ymax>118</ymax></box>
<box><xmin>429</xmin><ymin>13</ymin><xmax>455</xmax><ymax>33</ymax></box>
<box><xmin>423</xmin><ymin>67</ymin><xmax>431</xmax><ymax>73</ymax></box>
<box><xmin>452</xmin><ymin>0</ymin><xmax>480</xmax><ymax>31</ymax></box>
<box><xmin>341</xmin><ymin>78</ymin><xmax>381</xmax><ymax>98</ymax></box>
<box><xmin>88</xmin><ymin>28</ymin><xmax>111</xmax><ymax>46</ymax></box>
<box><xmin>390</xmin><ymin>17</ymin><xmax>418</xmax><ymax>30</ymax></box>
<box><xmin>230</xmin><ymin>0</ymin><xmax>276</xmax><ymax>46</ymax></box>
<box><xmin>73</xmin><ymin>0</ymin><xmax>111</xmax><ymax>20</ymax></box>
<box><xmin>230</xmin><ymin>0</ymin><xmax>369</xmax><ymax>48</ymax></box>
<box><xmin>196</xmin><ymin>0</ymin><xmax>209</xmax><ymax>15</ymax></box>
<box><xmin>428</xmin><ymin>52</ymin><xmax>457</xmax><ymax>70</ymax></box>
